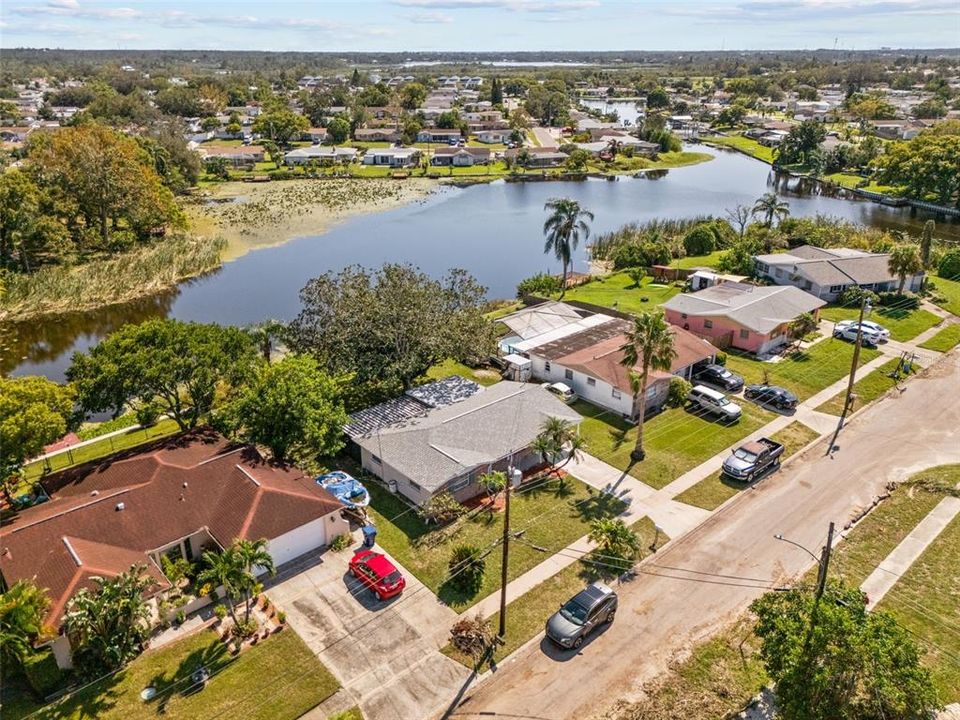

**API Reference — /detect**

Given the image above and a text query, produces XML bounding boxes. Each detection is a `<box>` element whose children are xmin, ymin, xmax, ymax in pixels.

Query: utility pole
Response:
<box><xmin>815</xmin><ymin>521</ymin><xmax>835</xmax><ymax>601</ymax></box>
<box><xmin>498</xmin><ymin>468</ymin><xmax>521</xmax><ymax>639</ymax></box>
<box><xmin>827</xmin><ymin>295</ymin><xmax>871</xmax><ymax>455</ymax></box>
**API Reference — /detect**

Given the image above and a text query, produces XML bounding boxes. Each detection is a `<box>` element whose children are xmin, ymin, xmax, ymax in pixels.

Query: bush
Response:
<box><xmin>450</xmin><ymin>614</ymin><xmax>496</xmax><ymax>659</ymax></box>
<box><xmin>135</xmin><ymin>401</ymin><xmax>161</xmax><ymax>428</ymax></box>
<box><xmin>417</xmin><ymin>492</ymin><xmax>465</xmax><ymax>525</ymax></box>
<box><xmin>611</xmin><ymin>241</ymin><xmax>671</xmax><ymax>270</ymax></box>
<box><xmin>447</xmin><ymin>544</ymin><xmax>486</xmax><ymax>595</ymax></box>
<box><xmin>666</xmin><ymin>377</ymin><xmax>692</xmax><ymax>408</ymax></box>
<box><xmin>329</xmin><ymin>533</ymin><xmax>351</xmax><ymax>552</ymax></box>
<box><xmin>937</xmin><ymin>248</ymin><xmax>960</xmax><ymax>279</ymax></box>
<box><xmin>516</xmin><ymin>272</ymin><xmax>562</xmax><ymax>298</ymax></box>
<box><xmin>837</xmin><ymin>285</ymin><xmax>879</xmax><ymax>308</ymax></box>
<box><xmin>714</xmin><ymin>351</ymin><xmax>728</xmax><ymax>366</ymax></box>
<box><xmin>683</xmin><ymin>224</ymin><xmax>717</xmax><ymax>256</ymax></box>
<box><xmin>716</xmin><ymin>241</ymin><xmax>760</xmax><ymax>275</ymax></box>
<box><xmin>175</xmin><ymin>610</ymin><xmax>186</xmax><ymax>625</ymax></box>
<box><xmin>160</xmin><ymin>555</ymin><xmax>192</xmax><ymax>585</ymax></box>
<box><xmin>22</xmin><ymin>647</ymin><xmax>63</xmax><ymax>698</ymax></box>
<box><xmin>214</xmin><ymin>604</ymin><xmax>228</xmax><ymax>621</ymax></box>
<box><xmin>877</xmin><ymin>291</ymin><xmax>919</xmax><ymax>309</ymax></box>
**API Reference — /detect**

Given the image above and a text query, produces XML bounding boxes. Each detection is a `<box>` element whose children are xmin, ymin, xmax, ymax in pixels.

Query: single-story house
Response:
<box><xmin>754</xmin><ymin>245</ymin><xmax>924</xmax><ymax>301</ymax></box>
<box><xmin>431</xmin><ymin>146</ymin><xmax>491</xmax><ymax>166</ymax></box>
<box><xmin>596</xmin><ymin>135</ymin><xmax>660</xmax><ymax>155</ymax></box>
<box><xmin>362</xmin><ymin>147</ymin><xmax>421</xmax><ymax>167</ymax></box>
<box><xmin>285</xmin><ymin>146</ymin><xmax>358</xmax><ymax>165</ymax></box>
<box><xmin>354</xmin><ymin>128</ymin><xmax>401</xmax><ymax>143</ymax></box>
<box><xmin>663</xmin><ymin>283</ymin><xmax>826</xmax><ymax>355</ymax></box>
<box><xmin>302</xmin><ymin>127</ymin><xmax>328</xmax><ymax>142</ymax></box>
<box><xmin>198</xmin><ymin>144</ymin><xmax>265</xmax><ymax>167</ymax></box>
<box><xmin>474</xmin><ymin>129</ymin><xmax>511</xmax><ymax>144</ymax></box>
<box><xmin>417</xmin><ymin>129</ymin><xmax>463</xmax><ymax>143</ymax></box>
<box><xmin>346</xmin><ymin>378</ymin><xmax>580</xmax><ymax>506</ymax></box>
<box><xmin>505</xmin><ymin>147</ymin><xmax>569</xmax><ymax>168</ymax></box>
<box><xmin>0</xmin><ymin>431</ymin><xmax>347</xmax><ymax>669</ymax></box>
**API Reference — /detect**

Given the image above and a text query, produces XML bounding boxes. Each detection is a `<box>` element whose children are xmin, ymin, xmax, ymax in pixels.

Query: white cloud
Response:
<box><xmin>409</xmin><ymin>10</ymin><xmax>454</xmax><ymax>22</ymax></box>
<box><xmin>394</xmin><ymin>0</ymin><xmax>598</xmax><ymax>12</ymax></box>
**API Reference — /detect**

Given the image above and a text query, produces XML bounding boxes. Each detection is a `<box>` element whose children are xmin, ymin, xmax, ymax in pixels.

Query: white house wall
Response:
<box><xmin>529</xmin><ymin>355</ymin><xmax>635</xmax><ymax>417</ymax></box>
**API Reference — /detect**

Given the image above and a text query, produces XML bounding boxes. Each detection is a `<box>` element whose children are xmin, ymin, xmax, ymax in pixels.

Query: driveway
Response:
<box><xmin>266</xmin><ymin>543</ymin><xmax>469</xmax><ymax>720</ymax></box>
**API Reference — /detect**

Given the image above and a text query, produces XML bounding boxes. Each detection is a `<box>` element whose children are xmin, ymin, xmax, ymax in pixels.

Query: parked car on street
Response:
<box><xmin>835</xmin><ymin>319</ymin><xmax>890</xmax><ymax>342</ymax></box>
<box><xmin>349</xmin><ymin>550</ymin><xmax>406</xmax><ymax>601</ymax></box>
<box><xmin>687</xmin><ymin>384</ymin><xmax>742</xmax><ymax>422</ymax></box>
<box><xmin>542</xmin><ymin>381</ymin><xmax>577</xmax><ymax>404</ymax></box>
<box><xmin>721</xmin><ymin>438</ymin><xmax>784</xmax><ymax>482</ymax></box>
<box><xmin>833</xmin><ymin>323</ymin><xmax>882</xmax><ymax>347</ymax></box>
<box><xmin>545</xmin><ymin>581</ymin><xmax>617</xmax><ymax>650</ymax></box>
<box><xmin>743</xmin><ymin>384</ymin><xmax>798</xmax><ymax>410</ymax></box>
<box><xmin>694</xmin><ymin>364</ymin><xmax>745</xmax><ymax>391</ymax></box>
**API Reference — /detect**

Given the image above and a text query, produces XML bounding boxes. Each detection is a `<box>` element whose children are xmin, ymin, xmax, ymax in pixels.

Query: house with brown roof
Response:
<box><xmin>0</xmin><ymin>431</ymin><xmax>348</xmax><ymax>669</ymax></box>
<box><xmin>197</xmin><ymin>144</ymin><xmax>265</xmax><ymax>167</ymax></box>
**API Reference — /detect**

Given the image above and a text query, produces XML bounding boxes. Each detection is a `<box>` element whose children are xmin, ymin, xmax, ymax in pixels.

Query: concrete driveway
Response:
<box><xmin>266</xmin><ymin>542</ymin><xmax>469</xmax><ymax>720</ymax></box>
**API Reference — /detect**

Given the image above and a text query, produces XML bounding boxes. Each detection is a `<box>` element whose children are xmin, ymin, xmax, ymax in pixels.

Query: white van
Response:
<box><xmin>542</xmin><ymin>382</ymin><xmax>577</xmax><ymax>404</ymax></box>
<box><xmin>687</xmin><ymin>384</ymin><xmax>742</xmax><ymax>422</ymax></box>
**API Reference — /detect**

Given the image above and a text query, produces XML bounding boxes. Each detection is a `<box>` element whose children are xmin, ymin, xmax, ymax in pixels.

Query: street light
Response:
<box><xmin>774</xmin><ymin>522</ymin><xmax>835</xmax><ymax>601</ymax></box>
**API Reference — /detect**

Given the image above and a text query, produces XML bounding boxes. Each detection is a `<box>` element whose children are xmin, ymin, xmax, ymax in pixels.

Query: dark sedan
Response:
<box><xmin>744</xmin><ymin>384</ymin><xmax>798</xmax><ymax>410</ymax></box>
<box><xmin>694</xmin><ymin>364</ymin><xmax>745</xmax><ymax>392</ymax></box>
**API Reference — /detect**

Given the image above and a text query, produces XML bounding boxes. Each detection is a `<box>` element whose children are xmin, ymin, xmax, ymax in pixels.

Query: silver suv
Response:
<box><xmin>687</xmin><ymin>384</ymin><xmax>742</xmax><ymax>422</ymax></box>
<box><xmin>545</xmin><ymin>581</ymin><xmax>617</xmax><ymax>650</ymax></box>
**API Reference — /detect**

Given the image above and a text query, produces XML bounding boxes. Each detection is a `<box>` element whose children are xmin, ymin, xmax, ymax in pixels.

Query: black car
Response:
<box><xmin>545</xmin><ymin>582</ymin><xmax>617</xmax><ymax>649</ymax></box>
<box><xmin>743</xmin><ymin>384</ymin><xmax>798</xmax><ymax>410</ymax></box>
<box><xmin>694</xmin><ymin>364</ymin><xmax>744</xmax><ymax>392</ymax></box>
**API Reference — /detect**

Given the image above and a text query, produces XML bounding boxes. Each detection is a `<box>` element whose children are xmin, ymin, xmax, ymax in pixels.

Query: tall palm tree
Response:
<box><xmin>888</xmin><ymin>244</ymin><xmax>923</xmax><ymax>294</ymax></box>
<box><xmin>752</xmin><ymin>192</ymin><xmax>790</xmax><ymax>227</ymax></box>
<box><xmin>197</xmin><ymin>548</ymin><xmax>245</xmax><ymax>627</ymax></box>
<box><xmin>532</xmin><ymin>416</ymin><xmax>586</xmax><ymax>485</ymax></box>
<box><xmin>543</xmin><ymin>198</ymin><xmax>594</xmax><ymax>297</ymax></box>
<box><xmin>620</xmin><ymin>312</ymin><xmax>677</xmax><ymax>462</ymax></box>
<box><xmin>233</xmin><ymin>538</ymin><xmax>276</xmax><ymax>623</ymax></box>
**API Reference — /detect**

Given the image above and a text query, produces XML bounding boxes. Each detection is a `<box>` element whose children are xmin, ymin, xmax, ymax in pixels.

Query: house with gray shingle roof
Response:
<box><xmin>348</xmin><ymin>381</ymin><xmax>581</xmax><ymax>506</ymax></box>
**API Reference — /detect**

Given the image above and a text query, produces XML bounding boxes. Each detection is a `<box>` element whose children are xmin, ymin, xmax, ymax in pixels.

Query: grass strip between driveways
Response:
<box><xmin>814</xmin><ymin>357</ymin><xmax>915</xmax><ymax>416</ymax></box>
<box><xmin>673</xmin><ymin>421</ymin><xmax>820</xmax><ymax>511</ymax></box>
<box><xmin>10</xmin><ymin>627</ymin><xmax>338</xmax><ymax>720</ymax></box>
<box><xmin>442</xmin><ymin>518</ymin><xmax>660</xmax><ymax>668</ymax></box>
<box><xmin>918</xmin><ymin>323</ymin><xmax>960</xmax><ymax>352</ymax></box>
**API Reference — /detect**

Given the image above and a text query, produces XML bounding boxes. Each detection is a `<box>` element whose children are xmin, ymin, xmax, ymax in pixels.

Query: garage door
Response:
<box><xmin>265</xmin><ymin>517</ymin><xmax>327</xmax><ymax>568</ymax></box>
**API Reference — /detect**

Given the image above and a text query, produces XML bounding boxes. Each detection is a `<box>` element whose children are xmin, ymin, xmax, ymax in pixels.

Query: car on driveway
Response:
<box><xmin>743</xmin><ymin>384</ymin><xmax>798</xmax><ymax>410</ymax></box>
<box><xmin>542</xmin><ymin>381</ymin><xmax>577</xmax><ymax>404</ymax></box>
<box><xmin>833</xmin><ymin>323</ymin><xmax>882</xmax><ymax>347</ymax></box>
<box><xmin>545</xmin><ymin>581</ymin><xmax>617</xmax><ymax>650</ymax></box>
<box><xmin>687</xmin><ymin>384</ymin><xmax>743</xmax><ymax>422</ymax></box>
<box><xmin>835</xmin><ymin>319</ymin><xmax>890</xmax><ymax>342</ymax></box>
<box><xmin>349</xmin><ymin>550</ymin><xmax>406</xmax><ymax>601</ymax></box>
<box><xmin>694</xmin><ymin>364</ymin><xmax>744</xmax><ymax>391</ymax></box>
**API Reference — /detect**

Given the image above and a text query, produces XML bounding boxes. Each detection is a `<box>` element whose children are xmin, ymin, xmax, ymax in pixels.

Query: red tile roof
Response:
<box><xmin>0</xmin><ymin>430</ymin><xmax>341</xmax><ymax>629</ymax></box>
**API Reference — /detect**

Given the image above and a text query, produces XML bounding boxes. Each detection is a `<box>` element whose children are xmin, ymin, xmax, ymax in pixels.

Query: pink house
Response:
<box><xmin>662</xmin><ymin>283</ymin><xmax>825</xmax><ymax>355</ymax></box>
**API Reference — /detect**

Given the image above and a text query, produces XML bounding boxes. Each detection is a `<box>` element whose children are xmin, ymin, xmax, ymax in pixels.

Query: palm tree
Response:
<box><xmin>542</xmin><ymin>198</ymin><xmax>594</xmax><ymax>297</ymax></box>
<box><xmin>478</xmin><ymin>470</ymin><xmax>507</xmax><ymax>515</ymax></box>
<box><xmin>233</xmin><ymin>538</ymin><xmax>276</xmax><ymax>623</ymax></box>
<box><xmin>197</xmin><ymin>548</ymin><xmax>245</xmax><ymax>627</ymax></box>
<box><xmin>888</xmin><ymin>244</ymin><xmax>923</xmax><ymax>294</ymax></box>
<box><xmin>532</xmin><ymin>416</ymin><xmax>586</xmax><ymax>484</ymax></box>
<box><xmin>587</xmin><ymin>518</ymin><xmax>642</xmax><ymax>572</ymax></box>
<box><xmin>620</xmin><ymin>312</ymin><xmax>677</xmax><ymax>462</ymax></box>
<box><xmin>752</xmin><ymin>192</ymin><xmax>790</xmax><ymax>227</ymax></box>
<box><xmin>0</xmin><ymin>580</ymin><xmax>51</xmax><ymax>668</ymax></box>
<box><xmin>245</xmin><ymin>320</ymin><xmax>286</xmax><ymax>363</ymax></box>
<box><xmin>788</xmin><ymin>312</ymin><xmax>819</xmax><ymax>344</ymax></box>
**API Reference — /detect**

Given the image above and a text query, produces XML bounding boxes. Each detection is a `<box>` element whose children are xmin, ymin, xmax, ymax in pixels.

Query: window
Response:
<box><xmin>681</xmin><ymin>313</ymin><xmax>688</xmax><ymax>319</ymax></box>
<box><xmin>703</xmin><ymin>319</ymin><xmax>713</xmax><ymax>329</ymax></box>
<box><xmin>756</xmin><ymin>262</ymin><xmax>769</xmax><ymax>273</ymax></box>
<box><xmin>646</xmin><ymin>385</ymin><xmax>658</xmax><ymax>398</ymax></box>
<box><xmin>611</xmin><ymin>389</ymin><xmax>622</xmax><ymax>399</ymax></box>
<box><xmin>774</xmin><ymin>268</ymin><xmax>784</xmax><ymax>278</ymax></box>
<box><xmin>408</xmin><ymin>479</ymin><xmax>421</xmax><ymax>491</ymax></box>
<box><xmin>371</xmin><ymin>454</ymin><xmax>382</xmax><ymax>465</ymax></box>
<box><xmin>829</xmin><ymin>285</ymin><xmax>844</xmax><ymax>294</ymax></box>
<box><xmin>564</xmin><ymin>369</ymin><xmax>573</xmax><ymax>380</ymax></box>
<box><xmin>544</xmin><ymin>361</ymin><xmax>551</xmax><ymax>372</ymax></box>
<box><xmin>802</xmin><ymin>280</ymin><xmax>812</xmax><ymax>290</ymax></box>
<box><xmin>184</xmin><ymin>537</ymin><xmax>193</xmax><ymax>561</ymax></box>
<box><xmin>448</xmin><ymin>476</ymin><xmax>470</xmax><ymax>492</ymax></box>
<box><xmin>740</xmin><ymin>329</ymin><xmax>749</xmax><ymax>340</ymax></box>
<box><xmin>587</xmin><ymin>377</ymin><xmax>596</xmax><ymax>387</ymax></box>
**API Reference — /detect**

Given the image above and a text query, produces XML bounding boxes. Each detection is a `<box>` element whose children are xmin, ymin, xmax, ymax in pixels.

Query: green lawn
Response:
<box><xmin>815</xmin><ymin>357</ymin><xmax>913</xmax><ymax>416</ymax></box>
<box><xmin>670</xmin><ymin>251</ymin><xmax>725</xmax><ymax>270</ymax></box>
<box><xmin>918</xmin><ymin>323</ymin><xmax>960</xmax><ymax>352</ymax></box>
<box><xmin>931</xmin><ymin>275</ymin><xmax>960</xmax><ymax>317</ymax></box>
<box><xmin>828</xmin><ymin>465</ymin><xmax>960</xmax><ymax>704</ymax></box>
<box><xmin>820</xmin><ymin>304</ymin><xmax>942</xmax><ymax>342</ymax></box>
<box><xmin>444</xmin><ymin>518</ymin><xmax>660</xmax><ymax>667</ymax></box>
<box><xmin>703</xmin><ymin>134</ymin><xmax>775</xmax><ymax>163</ymax></box>
<box><xmin>424</xmin><ymin>358</ymin><xmax>502</xmax><ymax>387</ymax></box>
<box><xmin>574</xmin><ymin>399</ymin><xmax>775</xmax><ymax>490</ymax></box>
<box><xmin>22</xmin><ymin>419</ymin><xmax>182</xmax><ymax>481</ymax></box>
<box><xmin>674</xmin><ymin>421</ymin><xmax>820</xmax><ymax>511</ymax></box>
<box><xmin>561</xmin><ymin>273</ymin><xmax>680</xmax><ymax>315</ymax></box>
<box><xmin>723</xmin><ymin>338</ymin><xmax>881</xmax><ymax>402</ymax></box>
<box><xmin>11</xmin><ymin>628</ymin><xmax>338</xmax><ymax>720</ymax></box>
<box><xmin>365</xmin><ymin>476</ymin><xmax>626</xmax><ymax>609</ymax></box>
<box><xmin>328</xmin><ymin>708</ymin><xmax>364</xmax><ymax>720</ymax></box>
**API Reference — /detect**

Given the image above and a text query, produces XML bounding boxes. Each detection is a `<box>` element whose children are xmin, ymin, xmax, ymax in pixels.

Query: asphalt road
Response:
<box><xmin>446</xmin><ymin>350</ymin><xmax>960</xmax><ymax>720</ymax></box>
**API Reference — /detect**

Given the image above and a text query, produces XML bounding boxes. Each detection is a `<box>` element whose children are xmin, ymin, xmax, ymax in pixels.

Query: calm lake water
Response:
<box><xmin>580</xmin><ymin>99</ymin><xmax>644</xmax><ymax>126</ymax></box>
<box><xmin>5</xmin><ymin>146</ymin><xmax>957</xmax><ymax>380</ymax></box>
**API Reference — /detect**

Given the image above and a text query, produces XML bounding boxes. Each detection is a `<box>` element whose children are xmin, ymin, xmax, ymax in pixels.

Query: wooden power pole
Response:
<box><xmin>498</xmin><ymin>468</ymin><xmax>521</xmax><ymax>639</ymax></box>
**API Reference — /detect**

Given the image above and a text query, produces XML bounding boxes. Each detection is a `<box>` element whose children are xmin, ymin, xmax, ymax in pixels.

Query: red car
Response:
<box><xmin>349</xmin><ymin>550</ymin><xmax>406</xmax><ymax>600</ymax></box>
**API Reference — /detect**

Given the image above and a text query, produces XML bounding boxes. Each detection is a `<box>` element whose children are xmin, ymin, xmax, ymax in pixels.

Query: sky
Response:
<box><xmin>1</xmin><ymin>0</ymin><xmax>958</xmax><ymax>52</ymax></box>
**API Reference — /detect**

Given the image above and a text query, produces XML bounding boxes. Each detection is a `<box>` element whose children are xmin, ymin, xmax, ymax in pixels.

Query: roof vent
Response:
<box><xmin>182</xmin><ymin>482</ymin><xmax>188</xmax><ymax>488</ymax></box>
<box><xmin>90</xmin><ymin>490</ymin><xmax>99</xmax><ymax>496</ymax></box>
<box><xmin>116</xmin><ymin>502</ymin><xmax>125</xmax><ymax>511</ymax></box>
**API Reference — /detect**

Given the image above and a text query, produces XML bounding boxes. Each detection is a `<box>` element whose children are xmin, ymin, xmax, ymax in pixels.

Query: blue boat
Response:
<box><xmin>315</xmin><ymin>471</ymin><xmax>371</xmax><ymax>509</ymax></box>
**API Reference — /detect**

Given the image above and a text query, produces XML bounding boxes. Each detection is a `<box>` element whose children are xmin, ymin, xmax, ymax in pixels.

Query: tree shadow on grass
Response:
<box><xmin>31</xmin><ymin>673</ymin><xmax>124</xmax><ymax>720</ymax></box>
<box><xmin>572</xmin><ymin>491</ymin><xmax>627</xmax><ymax>523</ymax></box>
<box><xmin>149</xmin><ymin>636</ymin><xmax>231</xmax><ymax>714</ymax></box>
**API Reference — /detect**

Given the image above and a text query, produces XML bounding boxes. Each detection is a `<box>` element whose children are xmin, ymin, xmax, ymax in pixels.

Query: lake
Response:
<box><xmin>580</xmin><ymin>99</ymin><xmax>644</xmax><ymax>126</ymax></box>
<box><xmin>5</xmin><ymin>146</ymin><xmax>956</xmax><ymax>380</ymax></box>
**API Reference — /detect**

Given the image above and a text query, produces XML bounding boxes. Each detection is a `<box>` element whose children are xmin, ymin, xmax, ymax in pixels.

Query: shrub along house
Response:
<box><xmin>662</xmin><ymin>282</ymin><xmax>826</xmax><ymax>355</ymax></box>
<box><xmin>0</xmin><ymin>431</ymin><xmax>347</xmax><ymax>670</ymax></box>
<box><xmin>346</xmin><ymin>377</ymin><xmax>581</xmax><ymax>506</ymax></box>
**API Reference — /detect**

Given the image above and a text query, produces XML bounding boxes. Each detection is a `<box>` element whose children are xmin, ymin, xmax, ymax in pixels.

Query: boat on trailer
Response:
<box><xmin>315</xmin><ymin>471</ymin><xmax>371</xmax><ymax>508</ymax></box>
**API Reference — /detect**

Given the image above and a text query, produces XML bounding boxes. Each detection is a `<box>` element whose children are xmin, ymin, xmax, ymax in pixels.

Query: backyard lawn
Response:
<box><xmin>573</xmin><ymin>399</ymin><xmax>775</xmax><ymax>490</ymax></box>
<box><xmin>918</xmin><ymin>323</ymin><xmax>960</xmax><ymax>352</ymax></box>
<box><xmin>443</xmin><ymin>518</ymin><xmax>660</xmax><ymax>667</ymax></box>
<box><xmin>561</xmin><ymin>273</ymin><xmax>680</xmax><ymax>315</ymax></box>
<box><xmin>931</xmin><ymin>275</ymin><xmax>960</xmax><ymax>317</ymax></box>
<box><xmin>674</xmin><ymin>421</ymin><xmax>820</xmax><ymax>511</ymax></box>
<box><xmin>424</xmin><ymin>358</ymin><xmax>502</xmax><ymax>387</ymax></box>
<box><xmin>827</xmin><ymin>465</ymin><xmax>960</xmax><ymax>704</ymax></box>
<box><xmin>10</xmin><ymin>628</ymin><xmax>339</xmax><ymax>720</ymax></box>
<box><xmin>670</xmin><ymin>251</ymin><xmax>725</xmax><ymax>270</ymax></box>
<box><xmin>365</xmin><ymin>476</ymin><xmax>626</xmax><ymax>609</ymax></box>
<box><xmin>723</xmin><ymin>338</ymin><xmax>881</xmax><ymax>402</ymax></box>
<box><xmin>815</xmin><ymin>357</ymin><xmax>912</xmax><ymax>416</ymax></box>
<box><xmin>819</xmin><ymin>304</ymin><xmax>942</xmax><ymax>343</ymax></box>
<box><xmin>703</xmin><ymin>134</ymin><xmax>775</xmax><ymax>163</ymax></box>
